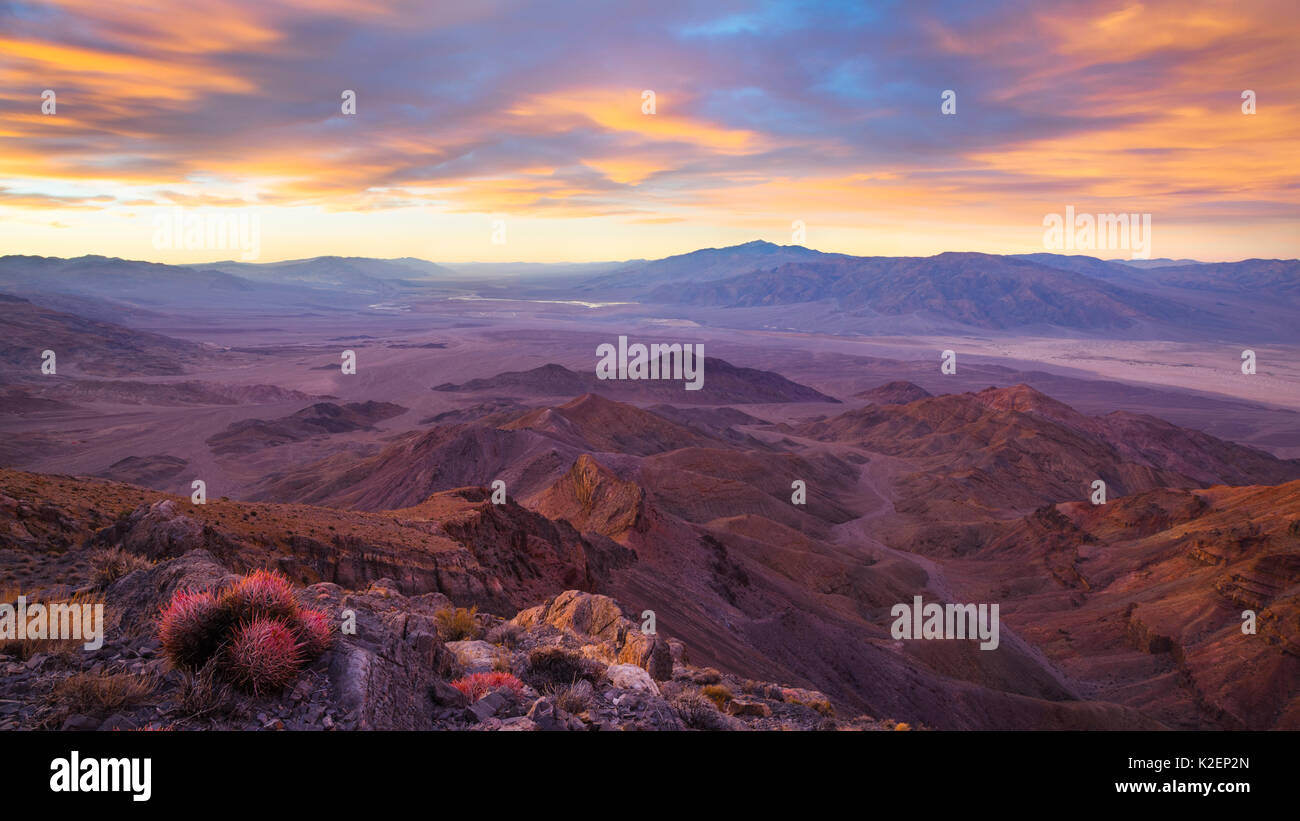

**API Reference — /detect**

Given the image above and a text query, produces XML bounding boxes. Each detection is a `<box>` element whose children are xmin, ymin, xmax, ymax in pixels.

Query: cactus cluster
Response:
<box><xmin>157</xmin><ymin>569</ymin><xmax>333</xmax><ymax>694</ymax></box>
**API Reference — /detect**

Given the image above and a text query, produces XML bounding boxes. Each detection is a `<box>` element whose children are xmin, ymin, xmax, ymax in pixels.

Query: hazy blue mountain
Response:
<box><xmin>646</xmin><ymin>251</ymin><xmax>1200</xmax><ymax>331</ymax></box>
<box><xmin>577</xmin><ymin>239</ymin><xmax>860</xmax><ymax>292</ymax></box>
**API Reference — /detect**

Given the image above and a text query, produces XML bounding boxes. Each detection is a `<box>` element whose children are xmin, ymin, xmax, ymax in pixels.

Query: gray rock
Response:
<box><xmin>499</xmin><ymin>717</ymin><xmax>538</xmax><ymax>731</ymax></box>
<box><xmin>606</xmin><ymin>663</ymin><xmax>660</xmax><ymax>695</ymax></box>
<box><xmin>526</xmin><ymin>696</ymin><xmax>573</xmax><ymax>731</ymax></box>
<box><xmin>61</xmin><ymin>714</ymin><xmax>101</xmax><ymax>731</ymax></box>
<box><xmin>445</xmin><ymin>640</ymin><xmax>500</xmax><ymax>674</ymax></box>
<box><xmin>430</xmin><ymin>678</ymin><xmax>468</xmax><ymax>708</ymax></box>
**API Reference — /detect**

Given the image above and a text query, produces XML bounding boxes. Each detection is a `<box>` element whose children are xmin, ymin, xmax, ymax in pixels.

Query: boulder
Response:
<box><xmin>96</xmin><ymin>500</ymin><xmax>239</xmax><ymax>563</ymax></box>
<box><xmin>465</xmin><ymin>689</ymin><xmax>511</xmax><ymax>723</ymax></box>
<box><xmin>499</xmin><ymin>717</ymin><xmax>538</xmax><ymax>731</ymax></box>
<box><xmin>526</xmin><ymin>696</ymin><xmax>574</xmax><ymax>731</ymax></box>
<box><xmin>305</xmin><ymin>581</ymin><xmax>458</xmax><ymax>730</ymax></box>
<box><xmin>445</xmin><ymin>640</ymin><xmax>500</xmax><ymax>674</ymax></box>
<box><xmin>606</xmin><ymin>663</ymin><xmax>660</xmax><ymax>695</ymax></box>
<box><xmin>513</xmin><ymin>590</ymin><xmax>675</xmax><ymax>680</ymax></box>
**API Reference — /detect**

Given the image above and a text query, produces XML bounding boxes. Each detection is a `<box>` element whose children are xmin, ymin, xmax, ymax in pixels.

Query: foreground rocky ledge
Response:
<box><xmin>1</xmin><ymin>548</ymin><xmax>893</xmax><ymax>731</ymax></box>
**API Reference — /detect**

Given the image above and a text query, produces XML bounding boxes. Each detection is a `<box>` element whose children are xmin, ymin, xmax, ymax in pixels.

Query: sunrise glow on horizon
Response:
<box><xmin>1</xmin><ymin>0</ymin><xmax>1297</xmax><ymax>265</ymax></box>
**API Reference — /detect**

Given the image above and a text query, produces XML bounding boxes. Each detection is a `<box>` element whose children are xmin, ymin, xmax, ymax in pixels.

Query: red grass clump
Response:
<box><xmin>157</xmin><ymin>590</ymin><xmax>228</xmax><ymax>671</ymax></box>
<box><xmin>221</xmin><ymin>618</ymin><xmax>304</xmax><ymax>695</ymax></box>
<box><xmin>451</xmin><ymin>671</ymin><xmax>526</xmax><ymax>702</ymax></box>
<box><xmin>155</xmin><ymin>569</ymin><xmax>336</xmax><ymax>694</ymax></box>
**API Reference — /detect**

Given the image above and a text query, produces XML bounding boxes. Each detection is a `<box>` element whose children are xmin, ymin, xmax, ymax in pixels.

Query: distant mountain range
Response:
<box><xmin>2</xmin><ymin>243</ymin><xmax>1296</xmax><ymax>339</ymax></box>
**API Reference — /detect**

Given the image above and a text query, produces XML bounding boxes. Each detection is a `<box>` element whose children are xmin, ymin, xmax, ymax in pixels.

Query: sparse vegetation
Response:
<box><xmin>45</xmin><ymin>670</ymin><xmax>156</xmax><ymax>724</ymax></box>
<box><xmin>486</xmin><ymin>620</ymin><xmax>522</xmax><ymax>648</ymax></box>
<box><xmin>176</xmin><ymin>663</ymin><xmax>238</xmax><ymax>721</ymax></box>
<box><xmin>451</xmin><ymin>671</ymin><xmax>525</xmax><ymax>702</ymax></box>
<box><xmin>548</xmin><ymin>679</ymin><xmax>593</xmax><ymax>714</ymax></box>
<box><xmin>523</xmin><ymin>646</ymin><xmax>604</xmax><ymax>691</ymax></box>
<box><xmin>54</xmin><ymin>670</ymin><xmax>156</xmax><ymax>711</ymax></box>
<box><xmin>89</xmin><ymin>547</ymin><xmax>153</xmax><ymax>587</ymax></box>
<box><xmin>701</xmin><ymin>683</ymin><xmax>733</xmax><ymax>709</ymax></box>
<box><xmin>782</xmin><ymin>687</ymin><xmax>834</xmax><ymax>716</ymax></box>
<box><xmin>490</xmin><ymin>651</ymin><xmax>514</xmax><ymax>673</ymax></box>
<box><xmin>434</xmin><ymin>605</ymin><xmax>480</xmax><ymax>640</ymax></box>
<box><xmin>671</xmin><ymin>690</ymin><xmax>728</xmax><ymax>730</ymax></box>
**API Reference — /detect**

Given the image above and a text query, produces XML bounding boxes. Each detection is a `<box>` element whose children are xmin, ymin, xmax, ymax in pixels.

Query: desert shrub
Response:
<box><xmin>485</xmin><ymin>621</ymin><xmax>522</xmax><ymax>648</ymax></box>
<box><xmin>701</xmin><ymin>684</ymin><xmax>732</xmax><ymax>709</ymax></box>
<box><xmin>48</xmin><ymin>671</ymin><xmax>156</xmax><ymax>715</ymax></box>
<box><xmin>548</xmin><ymin>679</ymin><xmax>594</xmax><ymax>714</ymax></box>
<box><xmin>434</xmin><ymin>605</ymin><xmax>480</xmax><ymax>641</ymax></box>
<box><xmin>220</xmin><ymin>618</ymin><xmax>304</xmax><ymax>695</ymax></box>
<box><xmin>450</xmin><ymin>671</ymin><xmax>525</xmax><ymax>702</ymax></box>
<box><xmin>176</xmin><ymin>664</ymin><xmax>237</xmax><ymax>721</ymax></box>
<box><xmin>90</xmin><ymin>547</ymin><xmax>153</xmax><ymax>587</ymax></box>
<box><xmin>218</xmin><ymin>568</ymin><xmax>299</xmax><ymax>623</ymax></box>
<box><xmin>691</xmin><ymin>667</ymin><xmax>723</xmax><ymax>685</ymax></box>
<box><xmin>156</xmin><ymin>570</ymin><xmax>332</xmax><ymax>695</ymax></box>
<box><xmin>524</xmin><ymin>646</ymin><xmax>604</xmax><ymax>691</ymax></box>
<box><xmin>781</xmin><ymin>687</ymin><xmax>834</xmax><ymax>716</ymax></box>
<box><xmin>671</xmin><ymin>691</ymin><xmax>730</xmax><ymax>730</ymax></box>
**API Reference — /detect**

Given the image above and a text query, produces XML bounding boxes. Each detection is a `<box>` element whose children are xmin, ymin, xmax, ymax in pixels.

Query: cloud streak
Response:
<box><xmin>0</xmin><ymin>0</ymin><xmax>1296</xmax><ymax>261</ymax></box>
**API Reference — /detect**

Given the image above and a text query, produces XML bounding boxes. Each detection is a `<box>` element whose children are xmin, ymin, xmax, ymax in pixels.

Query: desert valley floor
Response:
<box><xmin>3</xmin><ymin>252</ymin><xmax>1299</xmax><ymax>731</ymax></box>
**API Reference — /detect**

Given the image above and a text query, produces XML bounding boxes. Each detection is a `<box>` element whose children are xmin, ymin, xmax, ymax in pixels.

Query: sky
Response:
<box><xmin>0</xmin><ymin>0</ymin><xmax>1297</xmax><ymax>264</ymax></box>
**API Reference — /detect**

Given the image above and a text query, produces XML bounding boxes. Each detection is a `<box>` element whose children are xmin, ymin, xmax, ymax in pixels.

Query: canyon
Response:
<box><xmin>2</xmin><ymin>244</ymin><xmax>1298</xmax><ymax>730</ymax></box>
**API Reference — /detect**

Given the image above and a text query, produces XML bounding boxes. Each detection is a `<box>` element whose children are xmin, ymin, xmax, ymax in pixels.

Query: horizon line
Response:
<box><xmin>3</xmin><ymin>244</ymin><xmax>1291</xmax><ymax>268</ymax></box>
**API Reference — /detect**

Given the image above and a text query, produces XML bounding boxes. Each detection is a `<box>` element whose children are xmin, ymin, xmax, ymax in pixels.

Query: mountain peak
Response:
<box><xmin>854</xmin><ymin>380</ymin><xmax>933</xmax><ymax>404</ymax></box>
<box><xmin>973</xmin><ymin>383</ymin><xmax>1085</xmax><ymax>422</ymax></box>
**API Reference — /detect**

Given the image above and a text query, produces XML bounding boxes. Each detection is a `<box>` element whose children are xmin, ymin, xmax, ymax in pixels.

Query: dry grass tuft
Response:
<box><xmin>434</xmin><ymin>605</ymin><xmax>480</xmax><ymax>641</ymax></box>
